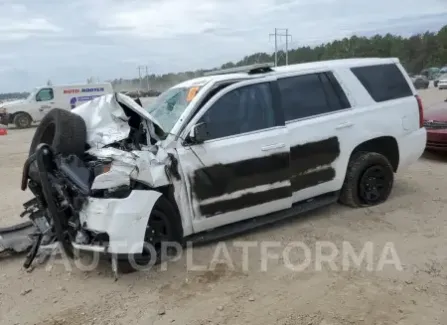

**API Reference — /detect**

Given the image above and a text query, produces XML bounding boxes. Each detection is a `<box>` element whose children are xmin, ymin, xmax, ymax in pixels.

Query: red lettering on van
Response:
<box><xmin>63</xmin><ymin>89</ymin><xmax>80</xmax><ymax>94</ymax></box>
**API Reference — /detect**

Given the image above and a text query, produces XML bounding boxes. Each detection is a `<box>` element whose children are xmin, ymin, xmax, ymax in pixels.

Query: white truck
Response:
<box><xmin>16</xmin><ymin>58</ymin><xmax>426</xmax><ymax>275</ymax></box>
<box><xmin>0</xmin><ymin>83</ymin><xmax>113</xmax><ymax>128</ymax></box>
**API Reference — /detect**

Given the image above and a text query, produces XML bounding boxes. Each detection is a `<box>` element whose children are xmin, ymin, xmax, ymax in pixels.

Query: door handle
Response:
<box><xmin>336</xmin><ymin>122</ymin><xmax>354</xmax><ymax>129</ymax></box>
<box><xmin>261</xmin><ymin>143</ymin><xmax>285</xmax><ymax>151</ymax></box>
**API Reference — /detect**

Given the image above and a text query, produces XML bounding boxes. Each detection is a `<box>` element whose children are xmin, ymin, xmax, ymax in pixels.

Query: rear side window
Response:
<box><xmin>351</xmin><ymin>64</ymin><xmax>413</xmax><ymax>102</ymax></box>
<box><xmin>278</xmin><ymin>72</ymin><xmax>351</xmax><ymax>121</ymax></box>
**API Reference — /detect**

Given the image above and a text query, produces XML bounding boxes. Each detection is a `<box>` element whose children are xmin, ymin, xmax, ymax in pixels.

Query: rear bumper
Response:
<box><xmin>426</xmin><ymin>129</ymin><xmax>447</xmax><ymax>151</ymax></box>
<box><xmin>397</xmin><ymin>128</ymin><xmax>427</xmax><ymax>170</ymax></box>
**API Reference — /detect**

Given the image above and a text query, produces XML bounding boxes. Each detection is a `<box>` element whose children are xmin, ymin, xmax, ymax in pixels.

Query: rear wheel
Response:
<box><xmin>339</xmin><ymin>151</ymin><xmax>394</xmax><ymax>208</ymax></box>
<box><xmin>14</xmin><ymin>113</ymin><xmax>32</xmax><ymax>129</ymax></box>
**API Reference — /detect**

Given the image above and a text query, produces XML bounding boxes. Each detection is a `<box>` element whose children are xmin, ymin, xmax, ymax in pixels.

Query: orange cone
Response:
<box><xmin>0</xmin><ymin>124</ymin><xmax>7</xmax><ymax>136</ymax></box>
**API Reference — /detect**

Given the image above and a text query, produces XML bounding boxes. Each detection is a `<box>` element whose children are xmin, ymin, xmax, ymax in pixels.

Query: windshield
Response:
<box><xmin>146</xmin><ymin>86</ymin><xmax>200</xmax><ymax>133</ymax></box>
<box><xmin>27</xmin><ymin>88</ymin><xmax>39</xmax><ymax>101</ymax></box>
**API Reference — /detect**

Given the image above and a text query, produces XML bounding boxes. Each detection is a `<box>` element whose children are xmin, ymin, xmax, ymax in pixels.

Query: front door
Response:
<box><xmin>35</xmin><ymin>87</ymin><xmax>55</xmax><ymax>121</ymax></box>
<box><xmin>176</xmin><ymin>77</ymin><xmax>292</xmax><ymax>233</ymax></box>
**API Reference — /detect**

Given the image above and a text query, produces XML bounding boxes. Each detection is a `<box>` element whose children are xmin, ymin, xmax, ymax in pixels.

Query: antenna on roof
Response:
<box><xmin>203</xmin><ymin>62</ymin><xmax>275</xmax><ymax>76</ymax></box>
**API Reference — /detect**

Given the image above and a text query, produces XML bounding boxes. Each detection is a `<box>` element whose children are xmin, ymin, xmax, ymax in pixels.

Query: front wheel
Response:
<box><xmin>119</xmin><ymin>196</ymin><xmax>183</xmax><ymax>273</ymax></box>
<box><xmin>14</xmin><ymin>113</ymin><xmax>32</xmax><ymax>129</ymax></box>
<box><xmin>339</xmin><ymin>152</ymin><xmax>394</xmax><ymax>208</ymax></box>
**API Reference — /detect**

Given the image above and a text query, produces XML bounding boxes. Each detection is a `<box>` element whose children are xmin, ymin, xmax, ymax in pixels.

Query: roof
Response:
<box><xmin>35</xmin><ymin>82</ymin><xmax>112</xmax><ymax>89</ymax></box>
<box><xmin>173</xmin><ymin>58</ymin><xmax>400</xmax><ymax>89</ymax></box>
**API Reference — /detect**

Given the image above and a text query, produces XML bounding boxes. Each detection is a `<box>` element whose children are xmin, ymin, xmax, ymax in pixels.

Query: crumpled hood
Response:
<box><xmin>71</xmin><ymin>93</ymin><xmax>164</xmax><ymax>148</ymax></box>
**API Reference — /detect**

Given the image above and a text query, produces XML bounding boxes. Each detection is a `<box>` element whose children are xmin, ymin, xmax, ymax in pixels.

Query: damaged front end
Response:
<box><xmin>18</xmin><ymin>93</ymin><xmax>180</xmax><ymax>269</ymax></box>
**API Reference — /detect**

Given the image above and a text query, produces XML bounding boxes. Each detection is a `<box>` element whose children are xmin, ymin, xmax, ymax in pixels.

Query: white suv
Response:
<box><xmin>19</xmin><ymin>58</ymin><xmax>426</xmax><ymax>272</ymax></box>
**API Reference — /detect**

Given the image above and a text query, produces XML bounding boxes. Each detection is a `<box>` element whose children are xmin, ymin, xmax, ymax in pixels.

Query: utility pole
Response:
<box><xmin>285</xmin><ymin>29</ymin><xmax>292</xmax><ymax>65</ymax></box>
<box><xmin>269</xmin><ymin>28</ymin><xmax>292</xmax><ymax>66</ymax></box>
<box><xmin>138</xmin><ymin>65</ymin><xmax>150</xmax><ymax>93</ymax></box>
<box><xmin>137</xmin><ymin>65</ymin><xmax>144</xmax><ymax>95</ymax></box>
<box><xmin>269</xmin><ymin>28</ymin><xmax>278</xmax><ymax>66</ymax></box>
<box><xmin>145</xmin><ymin>66</ymin><xmax>150</xmax><ymax>91</ymax></box>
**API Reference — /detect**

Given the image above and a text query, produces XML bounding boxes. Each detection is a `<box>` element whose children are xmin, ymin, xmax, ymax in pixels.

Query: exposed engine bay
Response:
<box><xmin>18</xmin><ymin>93</ymin><xmax>181</xmax><ymax>270</ymax></box>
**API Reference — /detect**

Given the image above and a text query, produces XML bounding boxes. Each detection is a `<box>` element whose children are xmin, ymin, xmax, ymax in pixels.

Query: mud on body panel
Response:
<box><xmin>191</xmin><ymin>152</ymin><xmax>291</xmax><ymax>218</ymax></box>
<box><xmin>190</xmin><ymin>136</ymin><xmax>340</xmax><ymax>218</ymax></box>
<box><xmin>290</xmin><ymin>136</ymin><xmax>340</xmax><ymax>192</ymax></box>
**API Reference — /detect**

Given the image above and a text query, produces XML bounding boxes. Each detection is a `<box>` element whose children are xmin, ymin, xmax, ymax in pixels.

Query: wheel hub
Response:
<box><xmin>359</xmin><ymin>166</ymin><xmax>388</xmax><ymax>204</ymax></box>
<box><xmin>19</xmin><ymin>117</ymin><xmax>27</xmax><ymax>127</ymax></box>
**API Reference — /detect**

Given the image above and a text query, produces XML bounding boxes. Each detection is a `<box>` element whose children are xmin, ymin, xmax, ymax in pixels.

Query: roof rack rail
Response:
<box><xmin>203</xmin><ymin>62</ymin><xmax>275</xmax><ymax>76</ymax></box>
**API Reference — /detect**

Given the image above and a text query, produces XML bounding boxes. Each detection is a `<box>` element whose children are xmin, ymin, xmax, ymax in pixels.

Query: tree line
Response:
<box><xmin>0</xmin><ymin>92</ymin><xmax>29</xmax><ymax>101</ymax></box>
<box><xmin>113</xmin><ymin>24</ymin><xmax>447</xmax><ymax>91</ymax></box>
<box><xmin>1</xmin><ymin>24</ymin><xmax>446</xmax><ymax>99</ymax></box>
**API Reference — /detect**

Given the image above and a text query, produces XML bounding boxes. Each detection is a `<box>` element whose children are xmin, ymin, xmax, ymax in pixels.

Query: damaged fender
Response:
<box><xmin>88</xmin><ymin>147</ymin><xmax>171</xmax><ymax>189</ymax></box>
<box><xmin>79</xmin><ymin>190</ymin><xmax>162</xmax><ymax>254</ymax></box>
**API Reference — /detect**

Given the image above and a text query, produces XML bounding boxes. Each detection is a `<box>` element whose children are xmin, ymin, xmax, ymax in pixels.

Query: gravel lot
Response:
<box><xmin>1</xmin><ymin>90</ymin><xmax>447</xmax><ymax>325</ymax></box>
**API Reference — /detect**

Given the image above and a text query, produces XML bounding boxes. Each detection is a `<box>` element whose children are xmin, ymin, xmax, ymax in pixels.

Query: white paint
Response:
<box><xmin>88</xmin><ymin>147</ymin><xmax>170</xmax><ymax>188</ymax></box>
<box><xmin>73</xmin><ymin>95</ymin><xmax>131</xmax><ymax>148</ymax></box>
<box><xmin>199</xmin><ymin>181</ymin><xmax>290</xmax><ymax>206</ymax></box>
<box><xmin>59</xmin><ymin>57</ymin><xmax>427</xmax><ymax>254</ymax></box>
<box><xmin>90</xmin><ymin>163</ymin><xmax>132</xmax><ymax>190</ymax></box>
<box><xmin>1</xmin><ymin>82</ymin><xmax>113</xmax><ymax>124</ymax></box>
<box><xmin>72</xmin><ymin>92</ymin><xmax>163</xmax><ymax>148</ymax></box>
<box><xmin>173</xmin><ymin>57</ymin><xmax>425</xmax><ymax>233</ymax></box>
<box><xmin>177</xmin><ymin>77</ymin><xmax>293</xmax><ymax>229</ymax></box>
<box><xmin>79</xmin><ymin>190</ymin><xmax>162</xmax><ymax>254</ymax></box>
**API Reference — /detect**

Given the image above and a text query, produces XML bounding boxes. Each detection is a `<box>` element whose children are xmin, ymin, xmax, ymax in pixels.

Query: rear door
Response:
<box><xmin>276</xmin><ymin>71</ymin><xmax>353</xmax><ymax>203</ymax></box>
<box><xmin>176</xmin><ymin>77</ymin><xmax>292</xmax><ymax>233</ymax></box>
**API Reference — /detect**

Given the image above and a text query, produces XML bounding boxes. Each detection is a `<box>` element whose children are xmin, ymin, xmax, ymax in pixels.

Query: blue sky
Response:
<box><xmin>0</xmin><ymin>0</ymin><xmax>446</xmax><ymax>92</ymax></box>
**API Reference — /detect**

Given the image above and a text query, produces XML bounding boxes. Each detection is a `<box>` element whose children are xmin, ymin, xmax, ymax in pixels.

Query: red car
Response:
<box><xmin>424</xmin><ymin>99</ymin><xmax>447</xmax><ymax>151</ymax></box>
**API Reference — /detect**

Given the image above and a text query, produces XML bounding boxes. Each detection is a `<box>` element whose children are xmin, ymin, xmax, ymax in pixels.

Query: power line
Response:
<box><xmin>269</xmin><ymin>28</ymin><xmax>292</xmax><ymax>66</ymax></box>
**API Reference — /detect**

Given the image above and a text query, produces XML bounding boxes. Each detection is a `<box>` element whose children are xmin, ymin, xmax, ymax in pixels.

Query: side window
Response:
<box><xmin>351</xmin><ymin>64</ymin><xmax>413</xmax><ymax>102</ymax></box>
<box><xmin>198</xmin><ymin>82</ymin><xmax>276</xmax><ymax>140</ymax></box>
<box><xmin>36</xmin><ymin>88</ymin><xmax>54</xmax><ymax>102</ymax></box>
<box><xmin>325</xmin><ymin>72</ymin><xmax>351</xmax><ymax>109</ymax></box>
<box><xmin>278</xmin><ymin>72</ymin><xmax>350</xmax><ymax>121</ymax></box>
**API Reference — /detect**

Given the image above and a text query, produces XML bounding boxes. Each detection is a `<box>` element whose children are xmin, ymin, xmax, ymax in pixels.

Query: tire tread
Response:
<box><xmin>339</xmin><ymin>151</ymin><xmax>394</xmax><ymax>208</ymax></box>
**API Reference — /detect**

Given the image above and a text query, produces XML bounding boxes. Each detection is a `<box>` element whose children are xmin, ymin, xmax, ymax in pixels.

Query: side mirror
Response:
<box><xmin>187</xmin><ymin>122</ymin><xmax>209</xmax><ymax>144</ymax></box>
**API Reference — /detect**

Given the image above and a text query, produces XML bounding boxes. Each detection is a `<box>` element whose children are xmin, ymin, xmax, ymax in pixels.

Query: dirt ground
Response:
<box><xmin>1</xmin><ymin>90</ymin><xmax>447</xmax><ymax>325</ymax></box>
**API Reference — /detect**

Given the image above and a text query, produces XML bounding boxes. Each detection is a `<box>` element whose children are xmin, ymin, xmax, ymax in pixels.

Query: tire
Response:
<box><xmin>118</xmin><ymin>195</ymin><xmax>183</xmax><ymax>273</ymax></box>
<box><xmin>339</xmin><ymin>151</ymin><xmax>394</xmax><ymax>208</ymax></box>
<box><xmin>29</xmin><ymin>108</ymin><xmax>86</xmax><ymax>157</ymax></box>
<box><xmin>14</xmin><ymin>112</ymin><xmax>32</xmax><ymax>129</ymax></box>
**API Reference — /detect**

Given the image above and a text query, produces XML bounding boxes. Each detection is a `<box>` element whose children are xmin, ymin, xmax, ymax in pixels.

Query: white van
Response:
<box><xmin>0</xmin><ymin>83</ymin><xmax>113</xmax><ymax>128</ymax></box>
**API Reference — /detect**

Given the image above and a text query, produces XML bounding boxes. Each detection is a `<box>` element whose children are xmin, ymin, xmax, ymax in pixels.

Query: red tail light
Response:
<box><xmin>416</xmin><ymin>95</ymin><xmax>424</xmax><ymax>128</ymax></box>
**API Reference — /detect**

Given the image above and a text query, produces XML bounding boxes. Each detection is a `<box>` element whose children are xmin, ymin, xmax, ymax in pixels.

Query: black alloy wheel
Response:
<box><xmin>339</xmin><ymin>151</ymin><xmax>394</xmax><ymax>208</ymax></box>
<box><xmin>358</xmin><ymin>165</ymin><xmax>390</xmax><ymax>204</ymax></box>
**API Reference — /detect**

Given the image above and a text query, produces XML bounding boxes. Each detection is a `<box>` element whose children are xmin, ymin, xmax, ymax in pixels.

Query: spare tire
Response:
<box><xmin>29</xmin><ymin>108</ymin><xmax>86</xmax><ymax>157</ymax></box>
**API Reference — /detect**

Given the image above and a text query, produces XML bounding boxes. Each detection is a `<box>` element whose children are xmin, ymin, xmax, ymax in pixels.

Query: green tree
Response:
<box><xmin>111</xmin><ymin>24</ymin><xmax>446</xmax><ymax>92</ymax></box>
